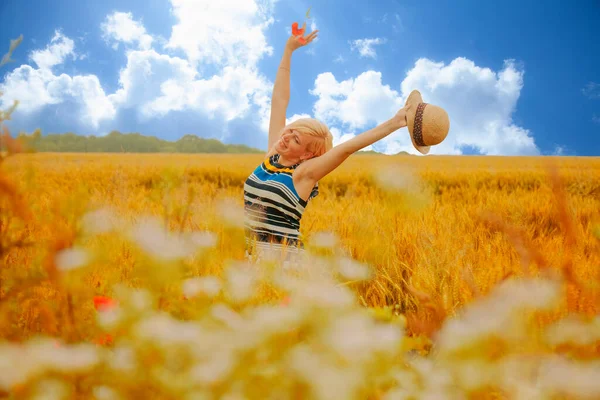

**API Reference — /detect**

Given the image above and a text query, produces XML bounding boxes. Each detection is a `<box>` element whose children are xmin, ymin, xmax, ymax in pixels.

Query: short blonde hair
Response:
<box><xmin>286</xmin><ymin>118</ymin><xmax>334</xmax><ymax>157</ymax></box>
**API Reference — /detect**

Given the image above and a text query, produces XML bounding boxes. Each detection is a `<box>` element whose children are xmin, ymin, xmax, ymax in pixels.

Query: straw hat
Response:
<box><xmin>405</xmin><ymin>90</ymin><xmax>450</xmax><ymax>155</ymax></box>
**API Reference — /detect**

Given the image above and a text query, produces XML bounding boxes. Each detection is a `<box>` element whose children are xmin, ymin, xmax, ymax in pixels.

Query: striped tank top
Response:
<box><xmin>243</xmin><ymin>153</ymin><xmax>319</xmax><ymax>249</ymax></box>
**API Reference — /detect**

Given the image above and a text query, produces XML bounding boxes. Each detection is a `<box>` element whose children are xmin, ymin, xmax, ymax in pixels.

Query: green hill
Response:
<box><xmin>15</xmin><ymin>129</ymin><xmax>263</xmax><ymax>154</ymax></box>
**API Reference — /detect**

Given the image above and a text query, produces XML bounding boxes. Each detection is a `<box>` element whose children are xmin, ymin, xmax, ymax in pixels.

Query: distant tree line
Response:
<box><xmin>12</xmin><ymin>129</ymin><xmax>263</xmax><ymax>154</ymax></box>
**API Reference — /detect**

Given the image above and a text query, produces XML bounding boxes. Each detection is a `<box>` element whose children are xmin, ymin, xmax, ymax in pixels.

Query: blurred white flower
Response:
<box><xmin>32</xmin><ymin>379</ymin><xmax>70</xmax><ymax>400</ymax></box>
<box><xmin>129</xmin><ymin>216</ymin><xmax>211</xmax><ymax>261</ymax></box>
<box><xmin>322</xmin><ymin>313</ymin><xmax>401</xmax><ymax>364</ymax></box>
<box><xmin>29</xmin><ymin>340</ymin><xmax>100</xmax><ymax>374</ymax></box>
<box><xmin>287</xmin><ymin>344</ymin><xmax>363</xmax><ymax>400</ymax></box>
<box><xmin>246</xmin><ymin>306</ymin><xmax>304</xmax><ymax>338</ymax></box>
<box><xmin>97</xmin><ymin>307</ymin><xmax>124</xmax><ymax>330</ymax></box>
<box><xmin>55</xmin><ymin>247</ymin><xmax>89</xmax><ymax>271</ymax></box>
<box><xmin>217</xmin><ymin>199</ymin><xmax>245</xmax><ymax>227</ymax></box>
<box><xmin>296</xmin><ymin>280</ymin><xmax>356</xmax><ymax>310</ymax></box>
<box><xmin>225</xmin><ymin>264</ymin><xmax>259</xmax><ymax>303</ymax></box>
<box><xmin>134</xmin><ymin>314</ymin><xmax>203</xmax><ymax>346</ymax></box>
<box><xmin>187</xmin><ymin>231</ymin><xmax>218</xmax><ymax>248</ymax></box>
<box><xmin>436</xmin><ymin>278</ymin><xmax>561</xmax><ymax>353</ymax></box>
<box><xmin>210</xmin><ymin>304</ymin><xmax>244</xmax><ymax>330</ymax></box>
<box><xmin>337</xmin><ymin>257</ymin><xmax>371</xmax><ymax>281</ymax></box>
<box><xmin>93</xmin><ymin>386</ymin><xmax>122</xmax><ymax>400</ymax></box>
<box><xmin>310</xmin><ymin>231</ymin><xmax>338</xmax><ymax>248</ymax></box>
<box><xmin>182</xmin><ymin>276</ymin><xmax>222</xmax><ymax>298</ymax></box>
<box><xmin>129</xmin><ymin>289</ymin><xmax>153</xmax><ymax>312</ymax></box>
<box><xmin>189</xmin><ymin>350</ymin><xmax>234</xmax><ymax>385</ymax></box>
<box><xmin>108</xmin><ymin>345</ymin><xmax>136</xmax><ymax>373</ymax></box>
<box><xmin>545</xmin><ymin>315</ymin><xmax>600</xmax><ymax>347</ymax></box>
<box><xmin>538</xmin><ymin>356</ymin><xmax>600</xmax><ymax>399</ymax></box>
<box><xmin>81</xmin><ymin>207</ymin><xmax>119</xmax><ymax>235</ymax></box>
<box><xmin>375</xmin><ymin>166</ymin><xmax>419</xmax><ymax>192</ymax></box>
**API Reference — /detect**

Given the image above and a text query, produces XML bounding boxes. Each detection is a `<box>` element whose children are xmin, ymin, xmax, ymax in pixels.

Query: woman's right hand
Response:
<box><xmin>286</xmin><ymin>22</ymin><xmax>318</xmax><ymax>52</ymax></box>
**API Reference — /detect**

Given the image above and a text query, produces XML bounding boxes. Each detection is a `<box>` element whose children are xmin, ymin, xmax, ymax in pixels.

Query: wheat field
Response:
<box><xmin>1</xmin><ymin>150</ymin><xmax>599</xmax><ymax>399</ymax></box>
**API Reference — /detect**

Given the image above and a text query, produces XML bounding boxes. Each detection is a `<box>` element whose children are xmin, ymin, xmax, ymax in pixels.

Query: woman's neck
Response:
<box><xmin>277</xmin><ymin>154</ymin><xmax>299</xmax><ymax>166</ymax></box>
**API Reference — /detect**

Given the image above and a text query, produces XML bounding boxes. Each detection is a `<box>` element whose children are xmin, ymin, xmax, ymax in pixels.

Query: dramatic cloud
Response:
<box><xmin>166</xmin><ymin>0</ymin><xmax>276</xmax><ymax>67</ymax></box>
<box><xmin>1</xmin><ymin>3</ymin><xmax>274</xmax><ymax>138</ymax></box>
<box><xmin>350</xmin><ymin>38</ymin><xmax>386</xmax><ymax>59</ymax></box>
<box><xmin>311</xmin><ymin>70</ymin><xmax>402</xmax><ymax>131</ymax></box>
<box><xmin>0</xmin><ymin>29</ymin><xmax>115</xmax><ymax>128</ymax></box>
<box><xmin>101</xmin><ymin>12</ymin><xmax>154</xmax><ymax>50</ymax></box>
<box><xmin>0</xmin><ymin>2</ymin><xmax>538</xmax><ymax>156</ymax></box>
<box><xmin>29</xmin><ymin>30</ymin><xmax>75</xmax><ymax>70</ymax></box>
<box><xmin>582</xmin><ymin>82</ymin><xmax>600</xmax><ymax>99</ymax></box>
<box><xmin>310</xmin><ymin>57</ymin><xmax>538</xmax><ymax>155</ymax></box>
<box><xmin>108</xmin><ymin>49</ymin><xmax>271</xmax><ymax>123</ymax></box>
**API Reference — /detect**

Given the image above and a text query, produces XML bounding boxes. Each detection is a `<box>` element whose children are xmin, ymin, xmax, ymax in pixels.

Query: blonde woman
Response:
<box><xmin>243</xmin><ymin>23</ymin><xmax>446</xmax><ymax>266</ymax></box>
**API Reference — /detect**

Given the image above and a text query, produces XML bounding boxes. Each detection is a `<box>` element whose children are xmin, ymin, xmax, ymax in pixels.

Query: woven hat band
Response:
<box><xmin>413</xmin><ymin>102</ymin><xmax>428</xmax><ymax>147</ymax></box>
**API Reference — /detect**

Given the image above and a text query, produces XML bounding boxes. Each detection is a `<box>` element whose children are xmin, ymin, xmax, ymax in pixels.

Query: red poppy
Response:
<box><xmin>93</xmin><ymin>296</ymin><xmax>117</xmax><ymax>312</ymax></box>
<box><xmin>291</xmin><ymin>22</ymin><xmax>304</xmax><ymax>37</ymax></box>
<box><xmin>94</xmin><ymin>333</ymin><xmax>114</xmax><ymax>346</ymax></box>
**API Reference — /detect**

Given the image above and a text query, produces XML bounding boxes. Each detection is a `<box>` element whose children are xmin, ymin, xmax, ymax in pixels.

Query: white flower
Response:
<box><xmin>337</xmin><ymin>257</ymin><xmax>371</xmax><ymax>281</ymax></box>
<box><xmin>55</xmin><ymin>247</ymin><xmax>89</xmax><ymax>271</ymax></box>
<box><xmin>32</xmin><ymin>379</ymin><xmax>70</xmax><ymax>400</ymax></box>
<box><xmin>538</xmin><ymin>356</ymin><xmax>600</xmax><ymax>398</ymax></box>
<box><xmin>97</xmin><ymin>307</ymin><xmax>124</xmax><ymax>330</ymax></box>
<box><xmin>545</xmin><ymin>315</ymin><xmax>600</xmax><ymax>347</ymax></box>
<box><xmin>217</xmin><ymin>199</ymin><xmax>245</xmax><ymax>227</ymax></box>
<box><xmin>189</xmin><ymin>350</ymin><xmax>234</xmax><ymax>385</ymax></box>
<box><xmin>187</xmin><ymin>231</ymin><xmax>217</xmax><ymax>248</ymax></box>
<box><xmin>310</xmin><ymin>231</ymin><xmax>338</xmax><ymax>248</ymax></box>
<box><xmin>93</xmin><ymin>386</ymin><xmax>121</xmax><ymax>400</ymax></box>
<box><xmin>182</xmin><ymin>276</ymin><xmax>221</xmax><ymax>298</ymax></box>
<box><xmin>375</xmin><ymin>166</ymin><xmax>419</xmax><ymax>192</ymax></box>
<box><xmin>108</xmin><ymin>345</ymin><xmax>136</xmax><ymax>373</ymax></box>
<box><xmin>81</xmin><ymin>207</ymin><xmax>119</xmax><ymax>235</ymax></box>
<box><xmin>134</xmin><ymin>314</ymin><xmax>203</xmax><ymax>346</ymax></box>
<box><xmin>210</xmin><ymin>304</ymin><xmax>244</xmax><ymax>330</ymax></box>
<box><xmin>286</xmin><ymin>345</ymin><xmax>363</xmax><ymax>400</ymax></box>
<box><xmin>225</xmin><ymin>264</ymin><xmax>259</xmax><ymax>303</ymax></box>
<box><xmin>129</xmin><ymin>216</ymin><xmax>209</xmax><ymax>261</ymax></box>
<box><xmin>129</xmin><ymin>289</ymin><xmax>153</xmax><ymax>312</ymax></box>
<box><xmin>436</xmin><ymin>278</ymin><xmax>561</xmax><ymax>353</ymax></box>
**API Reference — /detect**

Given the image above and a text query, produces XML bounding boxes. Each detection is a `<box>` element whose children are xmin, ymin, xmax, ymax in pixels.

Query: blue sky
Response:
<box><xmin>0</xmin><ymin>0</ymin><xmax>598</xmax><ymax>156</ymax></box>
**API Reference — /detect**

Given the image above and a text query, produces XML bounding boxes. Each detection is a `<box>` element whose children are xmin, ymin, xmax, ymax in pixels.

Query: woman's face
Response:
<box><xmin>275</xmin><ymin>128</ymin><xmax>314</xmax><ymax>161</ymax></box>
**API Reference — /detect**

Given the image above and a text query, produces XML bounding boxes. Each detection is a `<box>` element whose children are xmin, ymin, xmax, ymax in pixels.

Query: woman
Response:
<box><xmin>243</xmin><ymin>23</ymin><xmax>414</xmax><ymax>266</ymax></box>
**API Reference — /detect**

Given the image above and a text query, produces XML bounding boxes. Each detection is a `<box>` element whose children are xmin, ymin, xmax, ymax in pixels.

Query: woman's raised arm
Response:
<box><xmin>297</xmin><ymin>106</ymin><xmax>410</xmax><ymax>183</ymax></box>
<box><xmin>267</xmin><ymin>23</ymin><xmax>318</xmax><ymax>152</ymax></box>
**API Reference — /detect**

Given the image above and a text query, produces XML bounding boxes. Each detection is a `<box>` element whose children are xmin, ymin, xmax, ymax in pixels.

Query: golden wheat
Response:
<box><xmin>1</xmin><ymin>151</ymin><xmax>599</xmax><ymax>399</ymax></box>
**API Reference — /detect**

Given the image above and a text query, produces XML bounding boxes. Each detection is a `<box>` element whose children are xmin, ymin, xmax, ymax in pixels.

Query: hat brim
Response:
<box><xmin>405</xmin><ymin>90</ymin><xmax>430</xmax><ymax>155</ymax></box>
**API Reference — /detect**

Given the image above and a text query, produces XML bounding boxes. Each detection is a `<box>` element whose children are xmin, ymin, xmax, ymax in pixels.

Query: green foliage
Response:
<box><xmin>16</xmin><ymin>130</ymin><xmax>263</xmax><ymax>154</ymax></box>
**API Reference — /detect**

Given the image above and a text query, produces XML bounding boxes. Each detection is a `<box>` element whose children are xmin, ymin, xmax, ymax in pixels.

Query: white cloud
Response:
<box><xmin>309</xmin><ymin>57</ymin><xmax>539</xmax><ymax>156</ymax></box>
<box><xmin>101</xmin><ymin>12</ymin><xmax>153</xmax><ymax>50</ymax></box>
<box><xmin>286</xmin><ymin>113</ymin><xmax>311</xmax><ymax>125</ymax></box>
<box><xmin>107</xmin><ymin>49</ymin><xmax>271</xmax><ymax>128</ymax></box>
<box><xmin>165</xmin><ymin>0</ymin><xmax>276</xmax><ymax>67</ymax></box>
<box><xmin>2</xmin><ymin>4</ymin><xmax>275</xmax><ymax>138</ymax></box>
<box><xmin>582</xmin><ymin>82</ymin><xmax>600</xmax><ymax>99</ymax></box>
<box><xmin>350</xmin><ymin>38</ymin><xmax>386</xmax><ymax>59</ymax></box>
<box><xmin>310</xmin><ymin>70</ymin><xmax>401</xmax><ymax>131</ymax></box>
<box><xmin>0</xmin><ymin>31</ymin><xmax>115</xmax><ymax>128</ymax></box>
<box><xmin>0</xmin><ymin>64</ymin><xmax>116</xmax><ymax>127</ymax></box>
<box><xmin>29</xmin><ymin>30</ymin><xmax>75</xmax><ymax>70</ymax></box>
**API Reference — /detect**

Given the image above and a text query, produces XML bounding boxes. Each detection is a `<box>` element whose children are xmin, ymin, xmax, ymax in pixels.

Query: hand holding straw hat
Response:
<box><xmin>404</xmin><ymin>90</ymin><xmax>450</xmax><ymax>154</ymax></box>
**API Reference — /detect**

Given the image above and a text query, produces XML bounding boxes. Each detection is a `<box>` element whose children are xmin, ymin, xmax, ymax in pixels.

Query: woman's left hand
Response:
<box><xmin>392</xmin><ymin>104</ymin><xmax>410</xmax><ymax>129</ymax></box>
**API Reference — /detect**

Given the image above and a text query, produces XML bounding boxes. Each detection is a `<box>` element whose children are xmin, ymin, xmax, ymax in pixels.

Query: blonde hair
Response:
<box><xmin>285</xmin><ymin>118</ymin><xmax>334</xmax><ymax>158</ymax></box>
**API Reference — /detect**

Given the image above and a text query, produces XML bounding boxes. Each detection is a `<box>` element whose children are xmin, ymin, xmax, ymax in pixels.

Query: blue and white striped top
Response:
<box><xmin>243</xmin><ymin>153</ymin><xmax>319</xmax><ymax>250</ymax></box>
